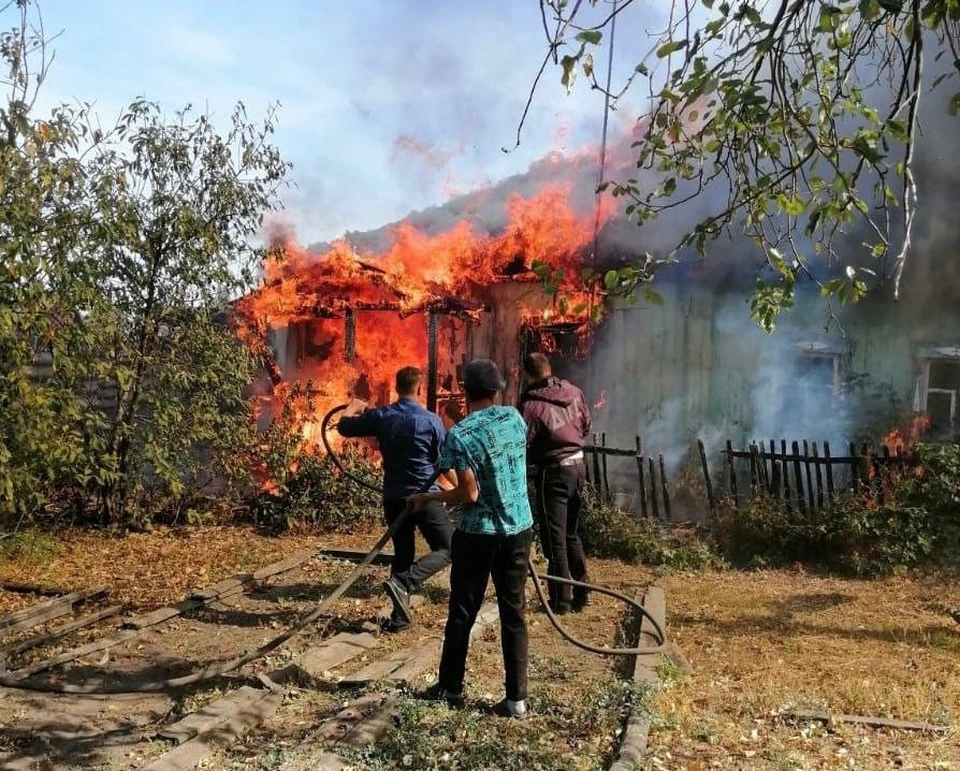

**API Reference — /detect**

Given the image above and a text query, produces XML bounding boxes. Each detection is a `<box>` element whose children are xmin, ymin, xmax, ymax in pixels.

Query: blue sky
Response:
<box><xmin>37</xmin><ymin>1</ymin><xmax>664</xmax><ymax>245</ymax></box>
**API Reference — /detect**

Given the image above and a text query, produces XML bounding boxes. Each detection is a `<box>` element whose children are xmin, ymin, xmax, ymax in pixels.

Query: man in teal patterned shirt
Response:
<box><xmin>408</xmin><ymin>359</ymin><xmax>533</xmax><ymax>719</ymax></box>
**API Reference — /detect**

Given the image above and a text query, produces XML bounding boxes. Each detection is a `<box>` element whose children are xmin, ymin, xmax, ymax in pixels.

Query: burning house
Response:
<box><xmin>237</xmin><ymin>104</ymin><xmax>960</xmax><ymax>499</ymax></box>
<box><xmin>235</xmin><ymin>174</ymin><xmax>614</xmax><ymax>450</ymax></box>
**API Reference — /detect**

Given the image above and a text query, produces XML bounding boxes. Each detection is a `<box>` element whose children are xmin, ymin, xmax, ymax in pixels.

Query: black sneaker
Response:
<box><xmin>572</xmin><ymin>590</ymin><xmax>591</xmax><ymax>612</ymax></box>
<box><xmin>384</xmin><ymin>614</ymin><xmax>411</xmax><ymax>633</ymax></box>
<box><xmin>383</xmin><ymin>577</ymin><xmax>413</xmax><ymax>626</ymax></box>
<box><xmin>548</xmin><ymin>601</ymin><xmax>571</xmax><ymax>616</ymax></box>
<box><xmin>422</xmin><ymin>682</ymin><xmax>465</xmax><ymax>708</ymax></box>
<box><xmin>950</xmin><ymin>608</ymin><xmax>960</xmax><ymax>625</ymax></box>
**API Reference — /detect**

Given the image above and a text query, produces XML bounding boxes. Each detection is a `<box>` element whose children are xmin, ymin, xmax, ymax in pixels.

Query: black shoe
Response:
<box><xmin>384</xmin><ymin>614</ymin><xmax>411</xmax><ymax>633</ymax></box>
<box><xmin>572</xmin><ymin>590</ymin><xmax>591</xmax><ymax>612</ymax></box>
<box><xmin>950</xmin><ymin>608</ymin><xmax>960</xmax><ymax>625</ymax></box>
<box><xmin>383</xmin><ymin>577</ymin><xmax>413</xmax><ymax>626</ymax></box>
<box><xmin>422</xmin><ymin>682</ymin><xmax>465</xmax><ymax>708</ymax></box>
<box><xmin>547</xmin><ymin>600</ymin><xmax>571</xmax><ymax>616</ymax></box>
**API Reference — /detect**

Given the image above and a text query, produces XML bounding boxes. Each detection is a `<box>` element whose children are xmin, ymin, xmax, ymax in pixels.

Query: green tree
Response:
<box><xmin>0</xmin><ymin>0</ymin><xmax>100</xmax><ymax>523</ymax></box>
<box><xmin>0</xmin><ymin>0</ymin><xmax>290</xmax><ymax>527</ymax></box>
<box><xmin>530</xmin><ymin>0</ymin><xmax>959</xmax><ymax>331</ymax></box>
<box><xmin>81</xmin><ymin>100</ymin><xmax>288</xmax><ymax>522</ymax></box>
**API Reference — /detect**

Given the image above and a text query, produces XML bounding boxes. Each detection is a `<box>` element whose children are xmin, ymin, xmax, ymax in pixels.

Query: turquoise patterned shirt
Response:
<box><xmin>438</xmin><ymin>405</ymin><xmax>533</xmax><ymax>536</ymax></box>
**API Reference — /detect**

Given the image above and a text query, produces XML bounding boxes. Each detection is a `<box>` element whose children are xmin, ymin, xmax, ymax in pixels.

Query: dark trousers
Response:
<box><xmin>439</xmin><ymin>528</ymin><xmax>532</xmax><ymax>701</ymax></box>
<box><xmin>533</xmin><ymin>463</ymin><xmax>588</xmax><ymax>611</ymax></box>
<box><xmin>383</xmin><ymin>498</ymin><xmax>453</xmax><ymax>591</ymax></box>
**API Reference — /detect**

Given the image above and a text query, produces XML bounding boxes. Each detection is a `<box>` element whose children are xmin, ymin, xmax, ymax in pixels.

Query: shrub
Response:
<box><xmin>580</xmin><ymin>487</ymin><xmax>715</xmax><ymax>570</ymax></box>
<box><xmin>0</xmin><ymin>530</ymin><xmax>60</xmax><ymax>565</ymax></box>
<box><xmin>711</xmin><ymin>443</ymin><xmax>960</xmax><ymax>576</ymax></box>
<box><xmin>249</xmin><ymin>448</ymin><xmax>382</xmax><ymax>534</ymax></box>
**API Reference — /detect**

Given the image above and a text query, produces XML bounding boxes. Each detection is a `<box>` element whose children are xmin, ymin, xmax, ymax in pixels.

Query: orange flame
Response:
<box><xmin>234</xmin><ymin>183</ymin><xmax>614</xmax><ymax>467</ymax></box>
<box><xmin>593</xmin><ymin>389</ymin><xmax>608</xmax><ymax>412</ymax></box>
<box><xmin>882</xmin><ymin>413</ymin><xmax>931</xmax><ymax>454</ymax></box>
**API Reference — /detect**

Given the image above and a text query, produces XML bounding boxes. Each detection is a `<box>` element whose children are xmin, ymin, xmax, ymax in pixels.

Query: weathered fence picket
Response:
<box><xmin>719</xmin><ymin>439</ymin><xmax>909</xmax><ymax>515</ymax></box>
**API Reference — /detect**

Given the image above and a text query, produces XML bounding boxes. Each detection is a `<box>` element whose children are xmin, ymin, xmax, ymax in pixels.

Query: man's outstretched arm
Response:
<box><xmin>337</xmin><ymin>399</ymin><xmax>379</xmax><ymax>438</ymax></box>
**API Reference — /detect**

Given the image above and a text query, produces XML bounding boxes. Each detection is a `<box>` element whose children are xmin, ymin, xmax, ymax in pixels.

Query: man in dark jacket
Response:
<box><xmin>519</xmin><ymin>353</ymin><xmax>592</xmax><ymax>614</ymax></box>
<box><xmin>337</xmin><ymin>366</ymin><xmax>453</xmax><ymax>631</ymax></box>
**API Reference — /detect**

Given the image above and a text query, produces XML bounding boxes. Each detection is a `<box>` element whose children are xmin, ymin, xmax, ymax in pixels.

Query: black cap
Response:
<box><xmin>462</xmin><ymin>358</ymin><xmax>506</xmax><ymax>393</ymax></box>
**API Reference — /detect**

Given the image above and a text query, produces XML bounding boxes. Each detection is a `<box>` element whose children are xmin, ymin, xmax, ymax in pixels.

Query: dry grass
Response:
<box><xmin>0</xmin><ymin>525</ymin><xmax>383</xmax><ymax>612</ymax></box>
<box><xmin>653</xmin><ymin>569</ymin><xmax>960</xmax><ymax>769</ymax></box>
<box><xmin>2</xmin><ymin>527</ymin><xmax>958</xmax><ymax>769</ymax></box>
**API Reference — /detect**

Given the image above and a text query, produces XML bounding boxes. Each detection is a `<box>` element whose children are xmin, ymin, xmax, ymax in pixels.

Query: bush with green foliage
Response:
<box><xmin>711</xmin><ymin>443</ymin><xmax>960</xmax><ymax>576</ymax></box>
<box><xmin>250</xmin><ymin>448</ymin><xmax>382</xmax><ymax>534</ymax></box>
<box><xmin>579</xmin><ymin>487</ymin><xmax>715</xmax><ymax>570</ymax></box>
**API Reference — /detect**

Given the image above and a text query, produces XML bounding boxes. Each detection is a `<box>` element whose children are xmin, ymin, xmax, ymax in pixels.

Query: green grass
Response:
<box><xmin>0</xmin><ymin>529</ymin><xmax>59</xmax><ymax>565</ymax></box>
<box><xmin>344</xmin><ymin>677</ymin><xmax>649</xmax><ymax>771</ymax></box>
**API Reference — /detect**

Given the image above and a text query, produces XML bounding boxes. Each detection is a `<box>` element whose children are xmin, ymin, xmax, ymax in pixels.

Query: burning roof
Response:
<box><xmin>234</xmin><ymin>182</ymin><xmax>613</xmax><ymax>457</ymax></box>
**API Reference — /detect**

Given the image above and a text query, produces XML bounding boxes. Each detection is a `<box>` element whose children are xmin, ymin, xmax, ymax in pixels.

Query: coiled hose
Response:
<box><xmin>320</xmin><ymin>404</ymin><xmax>666</xmax><ymax>657</ymax></box>
<box><xmin>0</xmin><ymin>404</ymin><xmax>663</xmax><ymax>694</ymax></box>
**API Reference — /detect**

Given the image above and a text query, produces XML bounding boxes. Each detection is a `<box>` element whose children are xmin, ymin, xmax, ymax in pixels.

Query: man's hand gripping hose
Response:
<box><xmin>0</xmin><ymin>404</ymin><xmax>663</xmax><ymax>694</ymax></box>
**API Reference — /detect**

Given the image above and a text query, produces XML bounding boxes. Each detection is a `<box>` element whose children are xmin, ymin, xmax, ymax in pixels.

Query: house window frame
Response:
<box><xmin>792</xmin><ymin>340</ymin><xmax>851</xmax><ymax>398</ymax></box>
<box><xmin>912</xmin><ymin>344</ymin><xmax>960</xmax><ymax>432</ymax></box>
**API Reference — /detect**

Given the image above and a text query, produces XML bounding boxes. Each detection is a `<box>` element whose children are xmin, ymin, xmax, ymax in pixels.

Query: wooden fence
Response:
<box><xmin>720</xmin><ymin>439</ymin><xmax>911</xmax><ymax>515</ymax></box>
<box><xmin>582</xmin><ymin>433</ymin><xmax>673</xmax><ymax>520</ymax></box>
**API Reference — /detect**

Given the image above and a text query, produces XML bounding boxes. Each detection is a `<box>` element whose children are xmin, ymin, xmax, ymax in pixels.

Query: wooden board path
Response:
<box><xmin>142</xmin><ymin>687</ymin><xmax>283</xmax><ymax>771</ymax></box>
<box><xmin>2</xmin><ymin>605</ymin><xmax>122</xmax><ymax>658</ymax></box>
<box><xmin>609</xmin><ymin>586</ymin><xmax>666</xmax><ymax>771</ymax></box>
<box><xmin>0</xmin><ymin>586</ymin><xmax>108</xmax><ymax>639</ymax></box>
<box><xmin>297</xmin><ymin>632</ymin><xmax>379</xmax><ymax>680</ymax></box>
<box><xmin>8</xmin><ymin>550</ymin><xmax>322</xmax><ymax>682</ymax></box>
<box><xmin>278</xmin><ymin>599</ymin><xmax>500</xmax><ymax>770</ymax></box>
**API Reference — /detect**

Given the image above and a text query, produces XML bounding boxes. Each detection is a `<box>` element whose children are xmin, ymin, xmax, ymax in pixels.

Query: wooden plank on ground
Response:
<box><xmin>383</xmin><ymin>641</ymin><xmax>438</xmax><ymax>685</ymax></box>
<box><xmin>0</xmin><ymin>581</ymin><xmax>66</xmax><ymax>596</ymax></box>
<box><xmin>609</xmin><ymin>586</ymin><xmax>666</xmax><ymax>771</ymax></box>
<box><xmin>6</xmin><ymin>628</ymin><xmax>141</xmax><ymax>679</ymax></box>
<box><xmin>338</xmin><ymin>645</ymin><xmax>416</xmax><ymax>687</ymax></box>
<box><xmin>252</xmin><ymin>549</ymin><xmax>315</xmax><ymax>581</ymax></box>
<box><xmin>298</xmin><ymin>632</ymin><xmax>379</xmax><ymax>679</ymax></box>
<box><xmin>470</xmin><ymin>600</ymin><xmax>499</xmax><ymax>640</ymax></box>
<box><xmin>283</xmin><ymin>598</ymin><xmax>501</xmax><ymax>767</ymax></box>
<box><xmin>0</xmin><ymin>585</ymin><xmax>108</xmax><ymax>638</ymax></box>
<box><xmin>142</xmin><ymin>688</ymin><xmax>282</xmax><ymax>770</ymax></box>
<box><xmin>278</xmin><ymin>694</ymin><xmax>398</xmax><ymax>771</ymax></box>
<box><xmin>157</xmin><ymin>686</ymin><xmax>267</xmax><ymax>743</ymax></box>
<box><xmin>122</xmin><ymin>599</ymin><xmax>203</xmax><ymax>630</ymax></box>
<box><xmin>782</xmin><ymin>710</ymin><xmax>950</xmax><ymax>734</ymax></box>
<box><xmin>317</xmin><ymin>547</ymin><xmax>394</xmax><ymax>567</ymax></box>
<box><xmin>3</xmin><ymin>605</ymin><xmax>122</xmax><ymax>657</ymax></box>
<box><xmin>189</xmin><ymin>576</ymin><xmax>249</xmax><ymax>601</ymax></box>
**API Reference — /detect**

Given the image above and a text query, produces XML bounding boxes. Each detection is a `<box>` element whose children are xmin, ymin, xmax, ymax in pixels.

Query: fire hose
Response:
<box><xmin>0</xmin><ymin>405</ymin><xmax>663</xmax><ymax>695</ymax></box>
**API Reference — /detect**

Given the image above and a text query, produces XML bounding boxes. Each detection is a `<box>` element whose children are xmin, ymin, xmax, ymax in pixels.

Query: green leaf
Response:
<box><xmin>575</xmin><ymin>29</ymin><xmax>603</xmax><ymax>45</ymax></box>
<box><xmin>656</xmin><ymin>40</ymin><xmax>688</xmax><ymax>59</ymax></box>
<box><xmin>561</xmin><ymin>55</ymin><xmax>579</xmax><ymax>90</ymax></box>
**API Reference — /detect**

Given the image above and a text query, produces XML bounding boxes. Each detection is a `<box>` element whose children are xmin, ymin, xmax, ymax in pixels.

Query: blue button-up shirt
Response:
<box><xmin>337</xmin><ymin>398</ymin><xmax>446</xmax><ymax>499</ymax></box>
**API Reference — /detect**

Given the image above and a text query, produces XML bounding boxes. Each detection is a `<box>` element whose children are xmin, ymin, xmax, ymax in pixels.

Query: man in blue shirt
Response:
<box><xmin>338</xmin><ymin>366</ymin><xmax>452</xmax><ymax>631</ymax></box>
<box><xmin>408</xmin><ymin>359</ymin><xmax>533</xmax><ymax>719</ymax></box>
